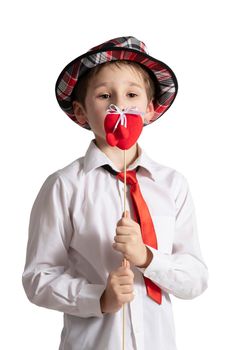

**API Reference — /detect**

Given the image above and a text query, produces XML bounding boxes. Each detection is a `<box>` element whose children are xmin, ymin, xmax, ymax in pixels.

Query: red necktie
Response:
<box><xmin>102</xmin><ymin>165</ymin><xmax>162</xmax><ymax>304</ymax></box>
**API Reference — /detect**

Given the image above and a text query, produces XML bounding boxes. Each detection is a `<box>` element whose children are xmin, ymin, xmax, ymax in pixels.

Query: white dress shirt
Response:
<box><xmin>22</xmin><ymin>139</ymin><xmax>208</xmax><ymax>350</ymax></box>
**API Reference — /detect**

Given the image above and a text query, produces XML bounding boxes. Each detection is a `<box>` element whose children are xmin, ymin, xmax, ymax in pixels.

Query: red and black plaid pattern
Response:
<box><xmin>55</xmin><ymin>36</ymin><xmax>178</xmax><ymax>130</ymax></box>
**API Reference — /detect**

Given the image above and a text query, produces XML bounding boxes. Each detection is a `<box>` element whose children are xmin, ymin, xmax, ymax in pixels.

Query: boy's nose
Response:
<box><xmin>113</xmin><ymin>100</ymin><xmax>125</xmax><ymax>111</ymax></box>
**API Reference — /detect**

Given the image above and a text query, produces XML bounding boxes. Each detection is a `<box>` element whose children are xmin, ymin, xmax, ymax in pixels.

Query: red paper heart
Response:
<box><xmin>104</xmin><ymin>112</ymin><xmax>143</xmax><ymax>150</ymax></box>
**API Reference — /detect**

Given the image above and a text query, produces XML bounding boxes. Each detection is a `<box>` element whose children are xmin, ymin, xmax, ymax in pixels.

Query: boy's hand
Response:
<box><xmin>113</xmin><ymin>211</ymin><xmax>152</xmax><ymax>267</ymax></box>
<box><xmin>100</xmin><ymin>260</ymin><xmax>134</xmax><ymax>314</ymax></box>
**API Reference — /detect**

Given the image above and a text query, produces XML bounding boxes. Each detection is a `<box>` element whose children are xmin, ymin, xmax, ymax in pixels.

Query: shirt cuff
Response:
<box><xmin>76</xmin><ymin>284</ymin><xmax>106</xmax><ymax>318</ymax></box>
<box><xmin>136</xmin><ymin>245</ymin><xmax>171</xmax><ymax>281</ymax></box>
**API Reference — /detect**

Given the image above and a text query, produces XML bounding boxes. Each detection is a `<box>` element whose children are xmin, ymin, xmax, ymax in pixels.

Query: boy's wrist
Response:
<box><xmin>137</xmin><ymin>246</ymin><xmax>153</xmax><ymax>268</ymax></box>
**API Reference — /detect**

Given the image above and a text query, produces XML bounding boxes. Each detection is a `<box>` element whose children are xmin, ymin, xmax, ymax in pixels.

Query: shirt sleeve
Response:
<box><xmin>137</xmin><ymin>173</ymin><xmax>209</xmax><ymax>300</ymax></box>
<box><xmin>22</xmin><ymin>173</ymin><xmax>105</xmax><ymax>318</ymax></box>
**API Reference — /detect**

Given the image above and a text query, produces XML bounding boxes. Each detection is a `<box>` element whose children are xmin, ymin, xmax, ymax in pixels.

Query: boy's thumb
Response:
<box><xmin>122</xmin><ymin>210</ymin><xmax>130</xmax><ymax>218</ymax></box>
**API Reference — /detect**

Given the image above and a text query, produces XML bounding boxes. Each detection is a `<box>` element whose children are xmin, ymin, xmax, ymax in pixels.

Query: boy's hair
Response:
<box><xmin>72</xmin><ymin>60</ymin><xmax>157</xmax><ymax>109</ymax></box>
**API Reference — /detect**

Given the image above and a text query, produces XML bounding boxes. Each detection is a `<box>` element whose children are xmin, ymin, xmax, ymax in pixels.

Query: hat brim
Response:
<box><xmin>55</xmin><ymin>47</ymin><xmax>178</xmax><ymax>129</ymax></box>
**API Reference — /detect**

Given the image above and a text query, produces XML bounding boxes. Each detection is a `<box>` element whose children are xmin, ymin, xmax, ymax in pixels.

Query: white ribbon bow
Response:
<box><xmin>106</xmin><ymin>104</ymin><xmax>144</xmax><ymax>132</ymax></box>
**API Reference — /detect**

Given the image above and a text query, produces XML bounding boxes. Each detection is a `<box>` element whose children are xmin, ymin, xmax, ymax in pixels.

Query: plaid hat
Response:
<box><xmin>55</xmin><ymin>36</ymin><xmax>178</xmax><ymax>130</ymax></box>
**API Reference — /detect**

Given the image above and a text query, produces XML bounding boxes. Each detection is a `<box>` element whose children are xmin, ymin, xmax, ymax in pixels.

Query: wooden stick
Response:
<box><xmin>122</xmin><ymin>149</ymin><xmax>127</xmax><ymax>350</ymax></box>
<box><xmin>122</xmin><ymin>259</ymin><xmax>126</xmax><ymax>350</ymax></box>
<box><xmin>123</xmin><ymin>149</ymin><xmax>127</xmax><ymax>217</ymax></box>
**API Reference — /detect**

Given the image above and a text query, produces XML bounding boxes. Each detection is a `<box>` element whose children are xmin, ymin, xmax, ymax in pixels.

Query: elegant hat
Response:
<box><xmin>55</xmin><ymin>36</ymin><xmax>178</xmax><ymax>130</ymax></box>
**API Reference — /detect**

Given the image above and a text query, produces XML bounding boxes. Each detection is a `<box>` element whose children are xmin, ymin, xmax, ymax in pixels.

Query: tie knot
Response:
<box><xmin>117</xmin><ymin>170</ymin><xmax>138</xmax><ymax>186</ymax></box>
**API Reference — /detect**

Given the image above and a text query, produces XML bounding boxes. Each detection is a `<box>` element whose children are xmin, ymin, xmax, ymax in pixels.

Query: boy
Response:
<box><xmin>22</xmin><ymin>36</ymin><xmax>208</xmax><ymax>350</ymax></box>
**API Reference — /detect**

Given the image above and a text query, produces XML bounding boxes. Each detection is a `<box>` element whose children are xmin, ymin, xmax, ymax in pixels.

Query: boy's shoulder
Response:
<box><xmin>47</xmin><ymin>156</ymin><xmax>85</xmax><ymax>184</ymax></box>
<box><xmin>148</xmin><ymin>161</ymin><xmax>191</xmax><ymax>209</ymax></box>
<box><xmin>143</xmin><ymin>153</ymin><xmax>187</xmax><ymax>185</ymax></box>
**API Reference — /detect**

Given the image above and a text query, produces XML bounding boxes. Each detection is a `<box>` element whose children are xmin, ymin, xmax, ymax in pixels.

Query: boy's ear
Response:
<box><xmin>72</xmin><ymin>101</ymin><xmax>88</xmax><ymax>125</ymax></box>
<box><xmin>144</xmin><ymin>100</ymin><xmax>155</xmax><ymax>124</ymax></box>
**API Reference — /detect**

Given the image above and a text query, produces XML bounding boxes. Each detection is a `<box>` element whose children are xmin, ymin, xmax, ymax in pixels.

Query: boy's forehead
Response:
<box><xmin>91</xmin><ymin>64</ymin><xmax>145</xmax><ymax>87</ymax></box>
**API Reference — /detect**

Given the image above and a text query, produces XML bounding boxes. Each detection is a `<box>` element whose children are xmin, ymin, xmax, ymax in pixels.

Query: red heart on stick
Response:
<box><xmin>104</xmin><ymin>112</ymin><xmax>143</xmax><ymax>150</ymax></box>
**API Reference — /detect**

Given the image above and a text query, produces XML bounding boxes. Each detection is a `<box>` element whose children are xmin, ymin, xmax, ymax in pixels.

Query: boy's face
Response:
<box><xmin>73</xmin><ymin>64</ymin><xmax>154</xmax><ymax>147</ymax></box>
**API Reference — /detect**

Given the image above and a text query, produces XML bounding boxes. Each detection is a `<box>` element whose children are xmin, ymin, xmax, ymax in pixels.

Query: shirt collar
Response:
<box><xmin>83</xmin><ymin>139</ymin><xmax>156</xmax><ymax>181</ymax></box>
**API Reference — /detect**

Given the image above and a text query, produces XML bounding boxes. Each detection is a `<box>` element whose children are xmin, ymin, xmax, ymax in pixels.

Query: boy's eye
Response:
<box><xmin>99</xmin><ymin>93</ymin><xmax>111</xmax><ymax>99</ymax></box>
<box><xmin>128</xmin><ymin>93</ymin><xmax>137</xmax><ymax>98</ymax></box>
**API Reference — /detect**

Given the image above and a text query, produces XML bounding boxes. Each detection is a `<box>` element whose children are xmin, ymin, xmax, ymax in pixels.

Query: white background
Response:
<box><xmin>1</xmin><ymin>0</ymin><xmax>233</xmax><ymax>349</ymax></box>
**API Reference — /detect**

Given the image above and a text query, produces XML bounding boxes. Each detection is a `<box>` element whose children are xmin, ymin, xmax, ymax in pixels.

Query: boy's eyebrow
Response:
<box><xmin>129</xmin><ymin>82</ymin><xmax>144</xmax><ymax>89</ymax></box>
<box><xmin>93</xmin><ymin>82</ymin><xmax>110</xmax><ymax>89</ymax></box>
<box><xmin>93</xmin><ymin>82</ymin><xmax>144</xmax><ymax>89</ymax></box>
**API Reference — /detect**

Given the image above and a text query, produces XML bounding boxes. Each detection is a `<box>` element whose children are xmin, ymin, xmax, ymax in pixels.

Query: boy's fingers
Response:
<box><xmin>122</xmin><ymin>259</ymin><xmax>130</xmax><ymax>268</ymax></box>
<box><xmin>117</xmin><ymin>264</ymin><xmax>133</xmax><ymax>276</ymax></box>
<box><xmin>118</xmin><ymin>235</ymin><xmax>134</xmax><ymax>243</ymax></box>
<box><xmin>115</xmin><ymin>227</ymin><xmax>125</xmax><ymax>236</ymax></box>
<box><xmin>113</xmin><ymin>242</ymin><xmax>125</xmax><ymax>252</ymax></box>
<box><xmin>121</xmin><ymin>258</ymin><xmax>127</xmax><ymax>268</ymax></box>
<box><xmin>120</xmin><ymin>285</ymin><xmax>134</xmax><ymax>294</ymax></box>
